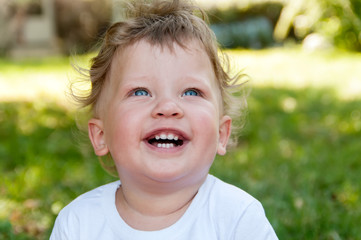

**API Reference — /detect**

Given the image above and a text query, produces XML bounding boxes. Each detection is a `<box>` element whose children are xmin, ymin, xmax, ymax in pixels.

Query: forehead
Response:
<box><xmin>109</xmin><ymin>39</ymin><xmax>217</xmax><ymax>84</ymax></box>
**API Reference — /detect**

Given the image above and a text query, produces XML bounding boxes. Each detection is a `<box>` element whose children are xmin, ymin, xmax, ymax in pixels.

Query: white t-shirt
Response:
<box><xmin>50</xmin><ymin>174</ymin><xmax>278</xmax><ymax>240</ymax></box>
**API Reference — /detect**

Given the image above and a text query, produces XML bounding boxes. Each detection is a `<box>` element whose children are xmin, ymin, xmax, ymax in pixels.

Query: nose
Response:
<box><xmin>151</xmin><ymin>98</ymin><xmax>184</xmax><ymax>118</ymax></box>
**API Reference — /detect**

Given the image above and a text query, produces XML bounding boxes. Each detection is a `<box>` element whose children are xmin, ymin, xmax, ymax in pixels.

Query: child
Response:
<box><xmin>51</xmin><ymin>0</ymin><xmax>278</xmax><ymax>239</ymax></box>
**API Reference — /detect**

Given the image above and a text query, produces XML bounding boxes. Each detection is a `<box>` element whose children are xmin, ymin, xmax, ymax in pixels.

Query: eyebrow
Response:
<box><xmin>118</xmin><ymin>72</ymin><xmax>215</xmax><ymax>89</ymax></box>
<box><xmin>181</xmin><ymin>75</ymin><xmax>215</xmax><ymax>88</ymax></box>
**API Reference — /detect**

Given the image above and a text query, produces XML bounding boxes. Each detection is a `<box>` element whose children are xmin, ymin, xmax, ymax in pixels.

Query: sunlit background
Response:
<box><xmin>1</xmin><ymin>0</ymin><xmax>360</xmax><ymax>239</ymax></box>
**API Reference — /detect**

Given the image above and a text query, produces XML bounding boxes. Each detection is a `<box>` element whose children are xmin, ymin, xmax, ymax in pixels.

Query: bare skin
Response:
<box><xmin>115</xmin><ymin>178</ymin><xmax>202</xmax><ymax>230</ymax></box>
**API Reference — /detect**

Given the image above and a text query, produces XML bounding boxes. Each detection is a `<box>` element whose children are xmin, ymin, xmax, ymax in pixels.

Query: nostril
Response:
<box><xmin>152</xmin><ymin>100</ymin><xmax>184</xmax><ymax>118</ymax></box>
<box><xmin>156</xmin><ymin>112</ymin><xmax>179</xmax><ymax>117</ymax></box>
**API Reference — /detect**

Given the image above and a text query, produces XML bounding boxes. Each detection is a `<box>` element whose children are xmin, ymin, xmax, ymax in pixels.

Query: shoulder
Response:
<box><xmin>50</xmin><ymin>181</ymin><xmax>120</xmax><ymax>239</ymax></box>
<box><xmin>206</xmin><ymin>175</ymin><xmax>257</xmax><ymax>209</ymax></box>
<box><xmin>205</xmin><ymin>175</ymin><xmax>262</xmax><ymax>220</ymax></box>
<box><xmin>62</xmin><ymin>180</ymin><xmax>120</xmax><ymax>215</ymax></box>
<box><xmin>204</xmin><ymin>175</ymin><xmax>278</xmax><ymax>239</ymax></box>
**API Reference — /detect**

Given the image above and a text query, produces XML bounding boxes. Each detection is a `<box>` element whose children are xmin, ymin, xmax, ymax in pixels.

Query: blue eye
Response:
<box><xmin>133</xmin><ymin>89</ymin><xmax>149</xmax><ymax>96</ymax></box>
<box><xmin>183</xmin><ymin>89</ymin><xmax>199</xmax><ymax>96</ymax></box>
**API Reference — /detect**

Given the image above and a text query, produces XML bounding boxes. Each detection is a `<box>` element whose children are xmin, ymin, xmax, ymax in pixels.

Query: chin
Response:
<box><xmin>147</xmin><ymin>166</ymin><xmax>210</xmax><ymax>187</ymax></box>
<box><xmin>147</xmin><ymin>169</ymin><xmax>187</xmax><ymax>184</ymax></box>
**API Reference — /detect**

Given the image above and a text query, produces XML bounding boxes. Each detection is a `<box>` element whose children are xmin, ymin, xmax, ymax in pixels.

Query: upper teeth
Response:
<box><xmin>155</xmin><ymin>133</ymin><xmax>179</xmax><ymax>141</ymax></box>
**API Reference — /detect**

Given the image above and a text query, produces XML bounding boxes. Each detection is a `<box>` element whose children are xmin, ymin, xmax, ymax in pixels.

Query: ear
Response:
<box><xmin>88</xmin><ymin>118</ymin><xmax>109</xmax><ymax>156</ymax></box>
<box><xmin>217</xmin><ymin>115</ymin><xmax>232</xmax><ymax>155</ymax></box>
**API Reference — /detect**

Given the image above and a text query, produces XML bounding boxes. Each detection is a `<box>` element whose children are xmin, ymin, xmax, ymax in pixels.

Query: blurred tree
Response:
<box><xmin>211</xmin><ymin>17</ymin><xmax>274</xmax><ymax>49</ymax></box>
<box><xmin>54</xmin><ymin>0</ymin><xmax>112</xmax><ymax>54</ymax></box>
<box><xmin>5</xmin><ymin>0</ymin><xmax>361</xmax><ymax>54</ymax></box>
<box><xmin>274</xmin><ymin>0</ymin><xmax>361</xmax><ymax>51</ymax></box>
<box><xmin>207</xmin><ymin>1</ymin><xmax>283</xmax><ymax>49</ymax></box>
<box><xmin>0</xmin><ymin>0</ymin><xmax>13</xmax><ymax>56</ymax></box>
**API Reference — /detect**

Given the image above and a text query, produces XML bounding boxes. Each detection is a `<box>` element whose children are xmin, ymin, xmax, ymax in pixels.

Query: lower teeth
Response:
<box><xmin>157</xmin><ymin>143</ymin><xmax>174</xmax><ymax>148</ymax></box>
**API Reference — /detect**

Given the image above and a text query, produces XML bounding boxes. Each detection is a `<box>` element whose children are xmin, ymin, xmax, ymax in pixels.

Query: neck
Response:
<box><xmin>115</xmin><ymin>176</ymin><xmax>205</xmax><ymax>231</ymax></box>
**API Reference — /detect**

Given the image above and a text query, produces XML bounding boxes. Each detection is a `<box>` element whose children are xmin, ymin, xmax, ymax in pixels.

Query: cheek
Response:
<box><xmin>192</xmin><ymin>107</ymin><xmax>220</xmax><ymax>143</ymax></box>
<box><xmin>104</xmin><ymin>108</ymin><xmax>140</xmax><ymax>148</ymax></box>
<box><xmin>194</xmin><ymin>104</ymin><xmax>219</xmax><ymax>127</ymax></box>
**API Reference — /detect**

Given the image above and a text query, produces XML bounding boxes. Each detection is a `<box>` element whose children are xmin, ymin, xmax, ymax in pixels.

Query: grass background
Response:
<box><xmin>1</xmin><ymin>47</ymin><xmax>360</xmax><ymax>239</ymax></box>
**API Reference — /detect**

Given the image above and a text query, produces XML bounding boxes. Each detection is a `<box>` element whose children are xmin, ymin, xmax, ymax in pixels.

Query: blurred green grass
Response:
<box><xmin>212</xmin><ymin>87</ymin><xmax>361</xmax><ymax>239</ymax></box>
<box><xmin>0</xmin><ymin>48</ymin><xmax>360</xmax><ymax>239</ymax></box>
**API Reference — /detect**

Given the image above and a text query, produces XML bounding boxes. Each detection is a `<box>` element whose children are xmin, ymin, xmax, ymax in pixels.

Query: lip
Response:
<box><xmin>143</xmin><ymin>127</ymin><xmax>190</xmax><ymax>141</ymax></box>
<box><xmin>142</xmin><ymin>127</ymin><xmax>190</xmax><ymax>152</ymax></box>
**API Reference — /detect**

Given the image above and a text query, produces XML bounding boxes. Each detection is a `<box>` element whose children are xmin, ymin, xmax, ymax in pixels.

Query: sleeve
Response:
<box><xmin>231</xmin><ymin>201</ymin><xmax>278</xmax><ymax>240</ymax></box>
<box><xmin>50</xmin><ymin>208</ymin><xmax>80</xmax><ymax>240</ymax></box>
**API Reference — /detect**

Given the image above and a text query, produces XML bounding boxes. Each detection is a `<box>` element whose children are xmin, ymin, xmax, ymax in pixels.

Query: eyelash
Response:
<box><xmin>128</xmin><ymin>88</ymin><xmax>203</xmax><ymax>97</ymax></box>
<box><xmin>183</xmin><ymin>88</ymin><xmax>202</xmax><ymax>97</ymax></box>
<box><xmin>130</xmin><ymin>88</ymin><xmax>151</xmax><ymax>97</ymax></box>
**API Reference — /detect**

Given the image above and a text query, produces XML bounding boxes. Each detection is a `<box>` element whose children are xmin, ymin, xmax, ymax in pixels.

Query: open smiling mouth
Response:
<box><xmin>147</xmin><ymin>133</ymin><xmax>184</xmax><ymax>149</ymax></box>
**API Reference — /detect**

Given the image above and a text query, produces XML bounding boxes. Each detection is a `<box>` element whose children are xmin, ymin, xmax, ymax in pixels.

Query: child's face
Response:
<box><xmin>89</xmin><ymin>39</ymin><xmax>231</xmax><ymax>186</ymax></box>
